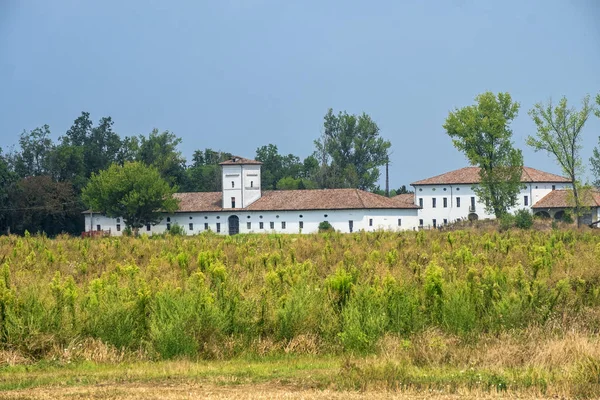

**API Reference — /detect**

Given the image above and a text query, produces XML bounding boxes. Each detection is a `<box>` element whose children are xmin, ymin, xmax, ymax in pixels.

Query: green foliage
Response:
<box><xmin>528</xmin><ymin>95</ymin><xmax>594</xmax><ymax>222</ymax></box>
<box><xmin>169</xmin><ymin>223</ymin><xmax>186</xmax><ymax>236</ymax></box>
<box><xmin>314</xmin><ymin>109</ymin><xmax>391</xmax><ymax>191</ymax></box>
<box><xmin>443</xmin><ymin>92</ymin><xmax>523</xmax><ymax>218</ymax></box>
<box><xmin>82</xmin><ymin>162</ymin><xmax>179</xmax><ymax>232</ymax></box>
<box><xmin>318</xmin><ymin>221</ymin><xmax>333</xmax><ymax>232</ymax></box>
<box><xmin>514</xmin><ymin>209</ymin><xmax>533</xmax><ymax>229</ymax></box>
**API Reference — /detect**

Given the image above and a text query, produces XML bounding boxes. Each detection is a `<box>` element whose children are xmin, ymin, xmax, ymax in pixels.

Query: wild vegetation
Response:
<box><xmin>2</xmin><ymin>228</ymin><xmax>600</xmax><ymax>397</ymax></box>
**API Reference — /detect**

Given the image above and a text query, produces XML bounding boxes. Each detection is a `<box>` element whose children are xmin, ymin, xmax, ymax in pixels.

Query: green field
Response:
<box><xmin>1</xmin><ymin>229</ymin><xmax>600</xmax><ymax>398</ymax></box>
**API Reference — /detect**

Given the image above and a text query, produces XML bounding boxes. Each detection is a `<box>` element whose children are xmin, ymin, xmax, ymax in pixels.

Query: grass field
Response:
<box><xmin>1</xmin><ymin>228</ymin><xmax>600</xmax><ymax>398</ymax></box>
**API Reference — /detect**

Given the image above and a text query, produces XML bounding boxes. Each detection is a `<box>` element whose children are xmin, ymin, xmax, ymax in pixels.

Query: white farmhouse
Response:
<box><xmin>84</xmin><ymin>156</ymin><xmax>420</xmax><ymax>236</ymax></box>
<box><xmin>411</xmin><ymin>166</ymin><xmax>572</xmax><ymax>228</ymax></box>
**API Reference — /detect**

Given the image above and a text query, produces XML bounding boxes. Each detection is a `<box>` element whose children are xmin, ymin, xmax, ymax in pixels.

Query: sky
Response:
<box><xmin>1</xmin><ymin>0</ymin><xmax>599</xmax><ymax>189</ymax></box>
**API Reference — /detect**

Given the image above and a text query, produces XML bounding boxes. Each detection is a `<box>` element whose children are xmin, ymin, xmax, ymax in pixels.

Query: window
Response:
<box><xmin>189</xmin><ymin>223</ymin><xmax>193</xmax><ymax>231</ymax></box>
<box><xmin>299</xmin><ymin>221</ymin><xmax>304</xmax><ymax>229</ymax></box>
<box><xmin>231</xmin><ymin>197</ymin><xmax>236</xmax><ymax>208</ymax></box>
<box><xmin>117</xmin><ymin>218</ymin><xmax>120</xmax><ymax>223</ymax></box>
<box><xmin>116</xmin><ymin>224</ymin><xmax>121</xmax><ymax>232</ymax></box>
<box><xmin>247</xmin><ymin>222</ymin><xmax>251</xmax><ymax>229</ymax></box>
<box><xmin>250</xmin><ymin>181</ymin><xmax>253</xmax><ymax>187</ymax></box>
<box><xmin>281</xmin><ymin>221</ymin><xmax>286</xmax><ymax>229</ymax></box>
<box><xmin>552</xmin><ymin>185</ymin><xmax>556</xmax><ymax>191</ymax></box>
<box><xmin>433</xmin><ymin>219</ymin><xmax>437</xmax><ymax>228</ymax></box>
<box><xmin>369</xmin><ymin>218</ymin><xmax>373</xmax><ymax>226</ymax></box>
<box><xmin>96</xmin><ymin>224</ymin><xmax>101</xmax><ymax>231</ymax></box>
<box><xmin>443</xmin><ymin>197</ymin><xmax>447</xmax><ymax>208</ymax></box>
<box><xmin>216</xmin><ymin>223</ymin><xmax>220</xmax><ymax>233</ymax></box>
<box><xmin>398</xmin><ymin>219</ymin><xmax>401</xmax><ymax>226</ymax></box>
<box><xmin>456</xmin><ymin>197</ymin><xmax>461</xmax><ymax>207</ymax></box>
<box><xmin>443</xmin><ymin>219</ymin><xmax>447</xmax><ymax>225</ymax></box>
<box><xmin>259</xmin><ymin>222</ymin><xmax>264</xmax><ymax>229</ymax></box>
<box><xmin>146</xmin><ymin>224</ymin><xmax>151</xmax><ymax>231</ymax></box>
<box><xmin>166</xmin><ymin>223</ymin><xmax>171</xmax><ymax>231</ymax></box>
<box><xmin>432</xmin><ymin>198</ymin><xmax>437</xmax><ymax>208</ymax></box>
<box><xmin>167</xmin><ymin>217</ymin><xmax>171</xmax><ymax>222</ymax></box>
<box><xmin>231</xmin><ymin>181</ymin><xmax>234</xmax><ymax>188</ymax></box>
<box><xmin>349</xmin><ymin>220</ymin><xmax>353</xmax><ymax>232</ymax></box>
<box><xmin>419</xmin><ymin>198</ymin><xmax>423</xmax><ymax>208</ymax></box>
<box><xmin>270</xmin><ymin>221</ymin><xmax>274</xmax><ymax>229</ymax></box>
<box><xmin>470</xmin><ymin>196</ymin><xmax>476</xmax><ymax>208</ymax></box>
<box><xmin>204</xmin><ymin>223</ymin><xmax>208</xmax><ymax>230</ymax></box>
<box><xmin>524</xmin><ymin>195</ymin><xmax>529</xmax><ymax>206</ymax></box>
<box><xmin>419</xmin><ymin>219</ymin><xmax>423</xmax><ymax>226</ymax></box>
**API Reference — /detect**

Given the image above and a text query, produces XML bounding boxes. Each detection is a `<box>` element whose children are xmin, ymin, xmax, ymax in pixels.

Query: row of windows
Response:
<box><xmin>419</xmin><ymin>197</ymin><xmax>471</xmax><ymax>208</ymax></box>
<box><xmin>230</xmin><ymin>180</ymin><xmax>256</xmax><ymax>188</ymax></box>
<box><xmin>418</xmin><ymin>196</ymin><xmax>531</xmax><ymax>208</ymax></box>
<box><xmin>102</xmin><ymin>219</ymin><xmax>404</xmax><ymax>234</ymax></box>
<box><xmin>419</xmin><ymin>219</ymin><xmax>448</xmax><ymax>227</ymax></box>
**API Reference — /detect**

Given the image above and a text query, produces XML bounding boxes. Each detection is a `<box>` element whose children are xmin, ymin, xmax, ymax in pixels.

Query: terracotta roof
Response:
<box><xmin>173</xmin><ymin>192</ymin><xmax>223</xmax><ymax>212</ymax></box>
<box><xmin>171</xmin><ymin>189</ymin><xmax>418</xmax><ymax>212</ymax></box>
<box><xmin>219</xmin><ymin>156</ymin><xmax>262</xmax><ymax>165</ymax></box>
<box><xmin>390</xmin><ymin>193</ymin><xmax>418</xmax><ymax>208</ymax></box>
<box><xmin>249</xmin><ymin>189</ymin><xmax>419</xmax><ymax>211</ymax></box>
<box><xmin>532</xmin><ymin>189</ymin><xmax>600</xmax><ymax>209</ymax></box>
<box><xmin>412</xmin><ymin>166</ymin><xmax>570</xmax><ymax>185</ymax></box>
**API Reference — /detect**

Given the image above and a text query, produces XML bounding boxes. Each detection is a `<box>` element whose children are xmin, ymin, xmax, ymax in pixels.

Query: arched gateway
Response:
<box><xmin>228</xmin><ymin>215</ymin><xmax>239</xmax><ymax>235</ymax></box>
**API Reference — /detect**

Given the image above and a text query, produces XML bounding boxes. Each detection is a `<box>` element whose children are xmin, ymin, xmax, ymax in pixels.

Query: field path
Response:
<box><xmin>1</xmin><ymin>382</ymin><xmax>552</xmax><ymax>400</ymax></box>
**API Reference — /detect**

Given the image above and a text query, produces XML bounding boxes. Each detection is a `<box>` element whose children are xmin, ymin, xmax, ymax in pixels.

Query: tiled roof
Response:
<box><xmin>412</xmin><ymin>166</ymin><xmax>570</xmax><ymax>185</ymax></box>
<box><xmin>172</xmin><ymin>189</ymin><xmax>418</xmax><ymax>213</ymax></box>
<box><xmin>532</xmin><ymin>189</ymin><xmax>600</xmax><ymax>209</ymax></box>
<box><xmin>173</xmin><ymin>192</ymin><xmax>223</xmax><ymax>212</ymax></box>
<box><xmin>219</xmin><ymin>156</ymin><xmax>262</xmax><ymax>165</ymax></box>
<box><xmin>390</xmin><ymin>193</ymin><xmax>418</xmax><ymax>208</ymax></box>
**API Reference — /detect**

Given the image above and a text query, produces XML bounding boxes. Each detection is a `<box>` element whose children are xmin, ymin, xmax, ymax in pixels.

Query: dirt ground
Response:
<box><xmin>0</xmin><ymin>382</ymin><xmax>553</xmax><ymax>400</ymax></box>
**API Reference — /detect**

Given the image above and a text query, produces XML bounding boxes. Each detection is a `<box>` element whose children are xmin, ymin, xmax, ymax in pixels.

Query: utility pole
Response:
<box><xmin>385</xmin><ymin>158</ymin><xmax>389</xmax><ymax>197</ymax></box>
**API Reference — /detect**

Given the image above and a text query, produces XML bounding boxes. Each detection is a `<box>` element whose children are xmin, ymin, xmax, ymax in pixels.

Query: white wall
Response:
<box><xmin>84</xmin><ymin>208</ymin><xmax>420</xmax><ymax>236</ymax></box>
<box><xmin>242</xmin><ymin>165</ymin><xmax>261</xmax><ymax>207</ymax></box>
<box><xmin>413</xmin><ymin>182</ymin><xmax>571</xmax><ymax>228</ymax></box>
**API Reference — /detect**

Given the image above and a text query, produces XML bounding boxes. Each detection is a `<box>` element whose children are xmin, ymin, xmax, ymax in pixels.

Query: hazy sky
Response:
<box><xmin>1</xmin><ymin>0</ymin><xmax>599</xmax><ymax>188</ymax></box>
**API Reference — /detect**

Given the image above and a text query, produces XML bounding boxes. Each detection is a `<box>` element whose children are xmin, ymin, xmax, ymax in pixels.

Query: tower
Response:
<box><xmin>219</xmin><ymin>156</ymin><xmax>262</xmax><ymax>209</ymax></box>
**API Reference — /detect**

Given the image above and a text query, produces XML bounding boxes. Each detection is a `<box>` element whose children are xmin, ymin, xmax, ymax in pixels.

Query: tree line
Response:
<box><xmin>0</xmin><ymin>109</ymin><xmax>401</xmax><ymax>236</ymax></box>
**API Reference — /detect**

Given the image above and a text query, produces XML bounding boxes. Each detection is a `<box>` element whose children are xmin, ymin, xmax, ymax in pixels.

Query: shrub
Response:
<box><xmin>514</xmin><ymin>209</ymin><xmax>533</xmax><ymax>229</ymax></box>
<box><xmin>499</xmin><ymin>213</ymin><xmax>515</xmax><ymax>231</ymax></box>
<box><xmin>562</xmin><ymin>209</ymin><xmax>574</xmax><ymax>224</ymax></box>
<box><xmin>169</xmin><ymin>223</ymin><xmax>186</xmax><ymax>236</ymax></box>
<box><xmin>318</xmin><ymin>221</ymin><xmax>333</xmax><ymax>232</ymax></box>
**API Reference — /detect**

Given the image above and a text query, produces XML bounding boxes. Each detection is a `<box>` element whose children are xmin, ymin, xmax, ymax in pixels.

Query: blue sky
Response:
<box><xmin>1</xmin><ymin>0</ymin><xmax>599</xmax><ymax>188</ymax></box>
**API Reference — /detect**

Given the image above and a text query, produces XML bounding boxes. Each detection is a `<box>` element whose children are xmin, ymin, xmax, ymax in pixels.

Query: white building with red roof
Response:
<box><xmin>85</xmin><ymin>156</ymin><xmax>420</xmax><ymax>235</ymax></box>
<box><xmin>411</xmin><ymin>166</ymin><xmax>572</xmax><ymax>228</ymax></box>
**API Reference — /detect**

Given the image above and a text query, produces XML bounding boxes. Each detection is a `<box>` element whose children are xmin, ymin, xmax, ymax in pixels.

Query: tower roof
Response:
<box><xmin>219</xmin><ymin>156</ymin><xmax>262</xmax><ymax>165</ymax></box>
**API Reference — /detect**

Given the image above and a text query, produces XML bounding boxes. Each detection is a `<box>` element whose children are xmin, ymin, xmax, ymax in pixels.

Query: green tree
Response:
<box><xmin>591</xmin><ymin>94</ymin><xmax>600</xmax><ymax>187</ymax></box>
<box><xmin>0</xmin><ymin>149</ymin><xmax>17</xmax><ymax>233</ymax></box>
<box><xmin>314</xmin><ymin>109</ymin><xmax>391</xmax><ymax>191</ymax></box>
<box><xmin>82</xmin><ymin>162</ymin><xmax>179</xmax><ymax>234</ymax></box>
<box><xmin>527</xmin><ymin>95</ymin><xmax>594</xmax><ymax>224</ymax></box>
<box><xmin>255</xmin><ymin>144</ymin><xmax>305</xmax><ymax>190</ymax></box>
<box><xmin>8</xmin><ymin>176</ymin><xmax>81</xmax><ymax>235</ymax></box>
<box><xmin>11</xmin><ymin>125</ymin><xmax>54</xmax><ymax>177</ymax></box>
<box><xmin>137</xmin><ymin>129</ymin><xmax>186</xmax><ymax>186</ymax></box>
<box><xmin>183</xmin><ymin>149</ymin><xmax>231</xmax><ymax>192</ymax></box>
<box><xmin>443</xmin><ymin>92</ymin><xmax>523</xmax><ymax>218</ymax></box>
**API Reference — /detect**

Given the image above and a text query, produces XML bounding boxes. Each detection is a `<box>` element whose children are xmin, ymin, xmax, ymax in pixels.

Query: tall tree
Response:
<box><xmin>592</xmin><ymin>94</ymin><xmax>600</xmax><ymax>187</ymax></box>
<box><xmin>8</xmin><ymin>176</ymin><xmax>81</xmax><ymax>235</ymax></box>
<box><xmin>444</xmin><ymin>92</ymin><xmax>523</xmax><ymax>218</ymax></box>
<box><xmin>314</xmin><ymin>109</ymin><xmax>391</xmax><ymax>191</ymax></box>
<box><xmin>255</xmin><ymin>144</ymin><xmax>305</xmax><ymax>190</ymax></box>
<box><xmin>183</xmin><ymin>149</ymin><xmax>231</xmax><ymax>192</ymax></box>
<box><xmin>527</xmin><ymin>95</ymin><xmax>593</xmax><ymax>223</ymax></box>
<box><xmin>11</xmin><ymin>125</ymin><xmax>54</xmax><ymax>177</ymax></box>
<box><xmin>0</xmin><ymin>149</ymin><xmax>17</xmax><ymax>233</ymax></box>
<box><xmin>82</xmin><ymin>162</ymin><xmax>179</xmax><ymax>234</ymax></box>
<box><xmin>137</xmin><ymin>129</ymin><xmax>186</xmax><ymax>186</ymax></box>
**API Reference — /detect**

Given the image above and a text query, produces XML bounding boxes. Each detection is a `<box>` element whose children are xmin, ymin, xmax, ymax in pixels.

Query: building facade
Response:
<box><xmin>411</xmin><ymin>166</ymin><xmax>572</xmax><ymax>228</ymax></box>
<box><xmin>84</xmin><ymin>156</ymin><xmax>420</xmax><ymax>236</ymax></box>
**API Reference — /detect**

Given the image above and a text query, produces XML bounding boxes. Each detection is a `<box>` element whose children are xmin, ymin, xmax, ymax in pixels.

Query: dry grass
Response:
<box><xmin>0</xmin><ymin>382</ymin><xmax>560</xmax><ymax>400</ymax></box>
